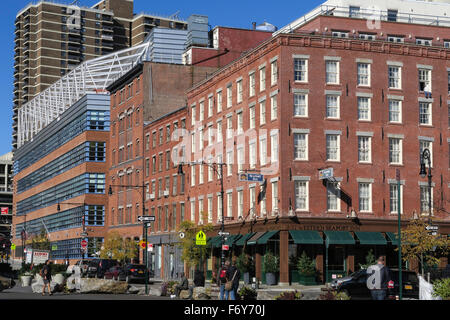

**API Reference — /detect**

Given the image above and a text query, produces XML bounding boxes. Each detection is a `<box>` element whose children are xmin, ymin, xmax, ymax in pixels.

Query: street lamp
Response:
<box><xmin>177</xmin><ymin>161</ymin><xmax>226</xmax><ymax>271</ymax></box>
<box><xmin>419</xmin><ymin>149</ymin><xmax>433</xmax><ymax>224</ymax></box>
<box><xmin>108</xmin><ymin>183</ymin><xmax>148</xmax><ymax>294</ymax></box>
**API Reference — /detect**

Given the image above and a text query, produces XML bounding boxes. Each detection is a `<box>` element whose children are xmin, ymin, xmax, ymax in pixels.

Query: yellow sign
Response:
<box><xmin>196</xmin><ymin>230</ymin><xmax>207</xmax><ymax>246</ymax></box>
<box><xmin>11</xmin><ymin>243</ymin><xmax>16</xmax><ymax>250</ymax></box>
<box><xmin>139</xmin><ymin>240</ymin><xmax>147</xmax><ymax>249</ymax></box>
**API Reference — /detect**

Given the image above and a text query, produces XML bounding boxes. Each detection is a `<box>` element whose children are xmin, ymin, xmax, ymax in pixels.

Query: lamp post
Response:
<box><xmin>419</xmin><ymin>149</ymin><xmax>433</xmax><ymax>224</ymax></box>
<box><xmin>108</xmin><ymin>183</ymin><xmax>148</xmax><ymax>294</ymax></box>
<box><xmin>178</xmin><ymin>161</ymin><xmax>226</xmax><ymax>270</ymax></box>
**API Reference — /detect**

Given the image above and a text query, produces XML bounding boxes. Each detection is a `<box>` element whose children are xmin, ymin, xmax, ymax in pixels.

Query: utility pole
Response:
<box><xmin>396</xmin><ymin>169</ymin><xmax>402</xmax><ymax>300</ymax></box>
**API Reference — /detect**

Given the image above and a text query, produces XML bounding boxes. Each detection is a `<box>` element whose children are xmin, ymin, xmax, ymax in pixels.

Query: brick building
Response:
<box><xmin>185</xmin><ymin>2</ymin><xmax>450</xmax><ymax>284</ymax></box>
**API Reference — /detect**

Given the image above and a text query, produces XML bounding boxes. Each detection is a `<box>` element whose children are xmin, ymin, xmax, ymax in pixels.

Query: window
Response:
<box><xmin>358</xmin><ymin>136</ymin><xmax>371</xmax><ymax>163</ymax></box>
<box><xmin>325</xmin><ymin>61</ymin><xmax>339</xmax><ymax>84</ymax></box>
<box><xmin>390</xmin><ymin>184</ymin><xmax>403</xmax><ymax>214</ymax></box>
<box><xmin>217</xmin><ymin>90</ymin><xmax>223</xmax><ymax>113</ymax></box>
<box><xmin>217</xmin><ymin>120</ymin><xmax>222</xmax><ymax>142</ymax></box>
<box><xmin>260</xmin><ymin>99</ymin><xmax>266</xmax><ymax>125</ymax></box>
<box><xmin>152</xmin><ymin>132</ymin><xmax>156</xmax><ymax>148</ymax></box>
<box><xmin>418</xmin><ymin>69</ymin><xmax>432</xmax><ymax>92</ymax></box>
<box><xmin>389</xmin><ymin>100</ymin><xmax>402</xmax><ymax>123</ymax></box>
<box><xmin>271</xmin><ymin>132</ymin><xmax>279</xmax><ymax>163</ymax></box>
<box><xmin>198</xmin><ymin>199</ymin><xmax>204</xmax><ymax>224</ymax></box>
<box><xmin>227</xmin><ymin>151</ymin><xmax>233</xmax><ymax>176</ymax></box>
<box><xmin>359</xmin><ymin>183</ymin><xmax>372</xmax><ymax>212</ymax></box>
<box><xmin>199</xmin><ymin>129</ymin><xmax>203</xmax><ymax>151</ymax></box>
<box><xmin>260</xmin><ymin>136</ymin><xmax>267</xmax><ymax>166</ymax></box>
<box><xmin>260</xmin><ymin>184</ymin><xmax>267</xmax><ymax>216</ymax></box>
<box><xmin>357</xmin><ymin>63</ymin><xmax>370</xmax><ymax>86</ymax></box>
<box><xmin>199</xmin><ymin>101</ymin><xmax>204</xmax><ymax>122</ymax></box>
<box><xmin>249</xmin><ymin>105</ymin><xmax>256</xmax><ymax>129</ymax></box>
<box><xmin>389</xmin><ymin>138</ymin><xmax>402</xmax><ymax>165</ymax></box>
<box><xmin>326</xmin><ymin>134</ymin><xmax>340</xmax><ymax>161</ymax></box>
<box><xmin>332</xmin><ymin>31</ymin><xmax>349</xmax><ymax>38</ymax></box>
<box><xmin>191</xmin><ymin>106</ymin><xmax>196</xmax><ymax>126</ymax></box>
<box><xmin>294</xmin><ymin>133</ymin><xmax>308</xmax><ymax>160</ymax></box>
<box><xmin>190</xmin><ymin>201</ymin><xmax>195</xmax><ymax>222</ymax></box>
<box><xmin>166</xmin><ymin>125</ymin><xmax>171</xmax><ymax>142</ymax></box>
<box><xmin>420</xmin><ymin>186</ymin><xmax>433</xmax><ymax>215</ymax></box>
<box><xmin>237</xmin><ymin>112</ymin><xmax>243</xmax><ymax>134</ymax></box>
<box><xmin>249</xmin><ymin>141</ymin><xmax>256</xmax><ymax>169</ymax></box>
<box><xmin>227</xmin><ymin>85</ymin><xmax>232</xmax><ymax>108</ymax></box>
<box><xmin>199</xmin><ymin>163</ymin><xmax>204</xmax><ymax>184</ymax></box>
<box><xmin>294</xmin><ymin>59</ymin><xmax>308</xmax><ymax>82</ymax></box>
<box><xmin>159</xmin><ymin>128</ymin><xmax>163</xmax><ymax>145</ymax></box>
<box><xmin>249</xmin><ymin>73</ymin><xmax>256</xmax><ymax>97</ymax></box>
<box><xmin>270</xmin><ymin>94</ymin><xmax>278</xmax><ymax>120</ymax></box>
<box><xmin>419</xmin><ymin>140</ymin><xmax>433</xmax><ymax>168</ymax></box>
<box><xmin>191</xmin><ymin>165</ymin><xmax>196</xmax><ymax>186</ymax></box>
<box><xmin>416</xmin><ymin>38</ymin><xmax>432</xmax><ymax>46</ymax></box>
<box><xmin>217</xmin><ymin>194</ymin><xmax>222</xmax><ymax>222</ymax></box>
<box><xmin>191</xmin><ymin>133</ymin><xmax>196</xmax><ymax>154</ymax></box>
<box><xmin>226</xmin><ymin>116</ymin><xmax>233</xmax><ymax>140</ymax></box>
<box><xmin>359</xmin><ymin>33</ymin><xmax>376</xmax><ymax>41</ymax></box>
<box><xmin>164</xmin><ymin>205</ymin><xmax>169</xmax><ymax>230</ymax></box>
<box><xmin>146</xmin><ymin>158</ymin><xmax>150</xmax><ymax>176</ymax></box>
<box><xmin>260</xmin><ymin>67</ymin><xmax>266</xmax><ymax>91</ymax></box>
<box><xmin>387</xmin><ymin>9</ymin><xmax>398</xmax><ymax>22</ymax></box>
<box><xmin>326</xmin><ymin>95</ymin><xmax>340</xmax><ymax>119</ymax></box>
<box><xmin>237</xmin><ymin>147</ymin><xmax>244</xmax><ymax>172</ymax></box>
<box><xmin>172</xmin><ymin>175</ymin><xmax>177</xmax><ymax>195</ymax></box>
<box><xmin>226</xmin><ymin>192</ymin><xmax>233</xmax><ymax>217</ymax></box>
<box><xmin>271</xmin><ymin>60</ymin><xmax>278</xmax><ymax>86</ymax></box>
<box><xmin>180</xmin><ymin>203</ymin><xmax>185</xmax><ymax>222</ymax></box>
<box><xmin>349</xmin><ymin>6</ymin><xmax>360</xmax><ymax>18</ymax></box>
<box><xmin>271</xmin><ymin>181</ymin><xmax>278</xmax><ymax>213</ymax></box>
<box><xmin>357</xmin><ymin>97</ymin><xmax>371</xmax><ymax>121</ymax></box>
<box><xmin>445</xmin><ymin>41</ymin><xmax>450</xmax><ymax>49</ymax></box>
<box><xmin>388</xmin><ymin>66</ymin><xmax>402</xmax><ymax>89</ymax></box>
<box><xmin>327</xmin><ymin>181</ymin><xmax>340</xmax><ymax>212</ymax></box>
<box><xmin>158</xmin><ymin>153</ymin><xmax>163</xmax><ymax>172</ymax></box>
<box><xmin>294</xmin><ymin>94</ymin><xmax>308</xmax><ymax>117</ymax></box>
<box><xmin>419</xmin><ymin>102</ymin><xmax>432</xmax><ymax>126</ymax></box>
<box><xmin>208</xmin><ymin>96</ymin><xmax>213</xmax><ymax>118</ymax></box>
<box><xmin>237</xmin><ymin>190</ymin><xmax>243</xmax><ymax>218</ymax></box>
<box><xmin>165</xmin><ymin>151</ymin><xmax>170</xmax><ymax>170</ymax></box>
<box><xmin>145</xmin><ymin>134</ymin><xmax>150</xmax><ymax>151</ymax></box>
<box><xmin>249</xmin><ymin>187</ymin><xmax>256</xmax><ymax>211</ymax></box>
<box><xmin>151</xmin><ymin>156</ymin><xmax>155</xmax><ymax>174</ymax></box>
<box><xmin>208</xmin><ymin>197</ymin><xmax>213</xmax><ymax>223</ymax></box>
<box><xmin>387</xmin><ymin>35</ymin><xmax>404</xmax><ymax>43</ymax></box>
<box><xmin>237</xmin><ymin>80</ymin><xmax>243</xmax><ymax>104</ymax></box>
<box><xmin>208</xmin><ymin>125</ymin><xmax>213</xmax><ymax>146</ymax></box>
<box><xmin>295</xmin><ymin>181</ymin><xmax>308</xmax><ymax>211</ymax></box>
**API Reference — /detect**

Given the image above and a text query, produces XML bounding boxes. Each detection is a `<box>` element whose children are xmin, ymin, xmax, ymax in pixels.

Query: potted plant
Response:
<box><xmin>19</xmin><ymin>264</ymin><xmax>33</xmax><ymax>287</ymax></box>
<box><xmin>263</xmin><ymin>252</ymin><xmax>278</xmax><ymax>286</ymax></box>
<box><xmin>275</xmin><ymin>290</ymin><xmax>303</xmax><ymax>300</ymax></box>
<box><xmin>238</xmin><ymin>286</ymin><xmax>257</xmax><ymax>300</ymax></box>
<box><xmin>236</xmin><ymin>252</ymin><xmax>254</xmax><ymax>285</ymax></box>
<box><xmin>297</xmin><ymin>251</ymin><xmax>317</xmax><ymax>285</ymax></box>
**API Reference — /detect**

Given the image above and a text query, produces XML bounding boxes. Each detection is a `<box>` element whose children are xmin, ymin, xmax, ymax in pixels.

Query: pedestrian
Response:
<box><xmin>174</xmin><ymin>272</ymin><xmax>189</xmax><ymax>298</ymax></box>
<box><xmin>366</xmin><ymin>256</ymin><xmax>391</xmax><ymax>300</ymax></box>
<box><xmin>217</xmin><ymin>260</ymin><xmax>229</xmax><ymax>300</ymax></box>
<box><xmin>40</xmin><ymin>260</ymin><xmax>52</xmax><ymax>296</ymax></box>
<box><xmin>226</xmin><ymin>258</ymin><xmax>240</xmax><ymax>300</ymax></box>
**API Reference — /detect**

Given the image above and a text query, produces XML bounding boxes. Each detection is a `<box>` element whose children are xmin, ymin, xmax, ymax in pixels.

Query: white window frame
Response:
<box><xmin>325</xmin><ymin>60</ymin><xmax>340</xmax><ymax>85</ymax></box>
<box><xmin>270</xmin><ymin>94</ymin><xmax>278</xmax><ymax>121</ymax></box>
<box><xmin>357</xmin><ymin>96</ymin><xmax>371</xmax><ymax>121</ymax></box>
<box><xmin>326</xmin><ymin>95</ymin><xmax>340</xmax><ymax>119</ymax></box>
<box><xmin>327</xmin><ymin>181</ymin><xmax>341</xmax><ymax>212</ymax></box>
<box><xmin>419</xmin><ymin>140</ymin><xmax>433</xmax><ymax>168</ymax></box>
<box><xmin>419</xmin><ymin>102</ymin><xmax>432</xmax><ymax>126</ymax></box>
<box><xmin>294</xmin><ymin>93</ymin><xmax>308</xmax><ymax>117</ymax></box>
<box><xmin>295</xmin><ymin>180</ymin><xmax>309</xmax><ymax>211</ymax></box>
<box><xmin>388</xmin><ymin>65</ymin><xmax>402</xmax><ymax>89</ymax></box>
<box><xmin>249</xmin><ymin>105</ymin><xmax>256</xmax><ymax>129</ymax></box>
<box><xmin>249</xmin><ymin>141</ymin><xmax>257</xmax><ymax>169</ymax></box>
<box><xmin>420</xmin><ymin>185</ymin><xmax>434</xmax><ymax>215</ymax></box>
<box><xmin>237</xmin><ymin>79</ymin><xmax>243</xmax><ymax>104</ymax></box>
<box><xmin>270</xmin><ymin>131</ymin><xmax>279</xmax><ymax>163</ymax></box>
<box><xmin>217</xmin><ymin>90</ymin><xmax>223</xmax><ymax>113</ymax></box>
<box><xmin>358</xmin><ymin>182</ymin><xmax>372</xmax><ymax>213</ymax></box>
<box><xmin>249</xmin><ymin>72</ymin><xmax>256</xmax><ymax>97</ymax></box>
<box><xmin>357</xmin><ymin>63</ymin><xmax>371</xmax><ymax>87</ymax></box>
<box><xmin>326</xmin><ymin>134</ymin><xmax>340</xmax><ymax>162</ymax></box>
<box><xmin>260</xmin><ymin>99</ymin><xmax>266</xmax><ymax>125</ymax></box>
<box><xmin>271</xmin><ymin>181</ymin><xmax>279</xmax><ymax>214</ymax></box>
<box><xmin>294</xmin><ymin>58</ymin><xmax>308</xmax><ymax>82</ymax></box>
<box><xmin>418</xmin><ymin>69</ymin><xmax>432</xmax><ymax>92</ymax></box>
<box><xmin>389</xmin><ymin>100</ymin><xmax>402</xmax><ymax>123</ymax></box>
<box><xmin>389</xmin><ymin>183</ymin><xmax>403</xmax><ymax>215</ymax></box>
<box><xmin>260</xmin><ymin>66</ymin><xmax>266</xmax><ymax>92</ymax></box>
<box><xmin>271</xmin><ymin>59</ymin><xmax>278</xmax><ymax>86</ymax></box>
<box><xmin>260</xmin><ymin>136</ymin><xmax>267</xmax><ymax>166</ymax></box>
<box><xmin>294</xmin><ymin>132</ymin><xmax>308</xmax><ymax>161</ymax></box>
<box><xmin>358</xmin><ymin>135</ymin><xmax>372</xmax><ymax>163</ymax></box>
<box><xmin>227</xmin><ymin>85</ymin><xmax>232</xmax><ymax>108</ymax></box>
<box><xmin>237</xmin><ymin>190</ymin><xmax>244</xmax><ymax>218</ymax></box>
<box><xmin>389</xmin><ymin>137</ymin><xmax>403</xmax><ymax>165</ymax></box>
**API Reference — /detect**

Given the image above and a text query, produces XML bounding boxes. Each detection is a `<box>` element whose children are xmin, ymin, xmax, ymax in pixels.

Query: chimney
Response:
<box><xmin>252</xmin><ymin>22</ymin><xmax>256</xmax><ymax>30</ymax></box>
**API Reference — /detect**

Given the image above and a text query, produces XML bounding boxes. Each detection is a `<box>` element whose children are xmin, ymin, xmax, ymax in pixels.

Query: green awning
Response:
<box><xmin>289</xmin><ymin>230</ymin><xmax>323</xmax><ymax>244</ymax></box>
<box><xmin>247</xmin><ymin>232</ymin><xmax>266</xmax><ymax>245</ymax></box>
<box><xmin>355</xmin><ymin>232</ymin><xmax>387</xmax><ymax>245</ymax></box>
<box><xmin>324</xmin><ymin>231</ymin><xmax>355</xmax><ymax>245</ymax></box>
<box><xmin>224</xmin><ymin>234</ymin><xmax>242</xmax><ymax>246</ymax></box>
<box><xmin>256</xmin><ymin>231</ymin><xmax>279</xmax><ymax>244</ymax></box>
<box><xmin>235</xmin><ymin>233</ymin><xmax>256</xmax><ymax>246</ymax></box>
<box><xmin>386</xmin><ymin>232</ymin><xmax>400</xmax><ymax>245</ymax></box>
<box><xmin>207</xmin><ymin>236</ymin><xmax>221</xmax><ymax>248</ymax></box>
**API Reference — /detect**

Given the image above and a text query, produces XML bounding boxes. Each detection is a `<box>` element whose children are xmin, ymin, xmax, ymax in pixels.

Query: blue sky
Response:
<box><xmin>0</xmin><ymin>0</ymin><xmax>323</xmax><ymax>155</ymax></box>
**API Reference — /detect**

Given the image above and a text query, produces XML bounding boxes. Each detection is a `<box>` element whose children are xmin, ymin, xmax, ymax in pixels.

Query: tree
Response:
<box><xmin>99</xmin><ymin>231</ymin><xmax>137</xmax><ymax>263</ymax></box>
<box><xmin>358</xmin><ymin>249</ymin><xmax>377</xmax><ymax>269</ymax></box>
<box><xmin>30</xmin><ymin>229</ymin><xmax>51</xmax><ymax>251</ymax></box>
<box><xmin>398</xmin><ymin>218</ymin><xmax>450</xmax><ymax>274</ymax></box>
<box><xmin>177</xmin><ymin>218</ymin><xmax>213</xmax><ymax>270</ymax></box>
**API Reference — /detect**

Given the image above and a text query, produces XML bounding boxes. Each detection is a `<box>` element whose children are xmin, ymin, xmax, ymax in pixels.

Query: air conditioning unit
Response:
<box><xmin>149</xmin><ymin>193</ymin><xmax>155</xmax><ymax>200</ymax></box>
<box><xmin>163</xmin><ymin>190</ymin><xmax>170</xmax><ymax>197</ymax></box>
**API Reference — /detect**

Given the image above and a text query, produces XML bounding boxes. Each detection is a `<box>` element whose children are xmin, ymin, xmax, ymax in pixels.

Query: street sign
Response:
<box><xmin>239</xmin><ymin>173</ymin><xmax>264</xmax><ymax>182</ymax></box>
<box><xmin>218</xmin><ymin>231</ymin><xmax>230</xmax><ymax>236</ymax></box>
<box><xmin>81</xmin><ymin>240</ymin><xmax>88</xmax><ymax>249</ymax></box>
<box><xmin>319</xmin><ymin>168</ymin><xmax>334</xmax><ymax>180</ymax></box>
<box><xmin>139</xmin><ymin>240</ymin><xmax>147</xmax><ymax>249</ymax></box>
<box><xmin>138</xmin><ymin>216</ymin><xmax>155</xmax><ymax>222</ymax></box>
<box><xmin>222</xmin><ymin>245</ymin><xmax>229</xmax><ymax>251</ymax></box>
<box><xmin>426</xmin><ymin>225</ymin><xmax>439</xmax><ymax>231</ymax></box>
<box><xmin>1</xmin><ymin>207</ymin><xmax>9</xmax><ymax>215</ymax></box>
<box><xmin>147</xmin><ymin>243</ymin><xmax>153</xmax><ymax>252</ymax></box>
<box><xmin>179</xmin><ymin>232</ymin><xmax>185</xmax><ymax>239</ymax></box>
<box><xmin>11</xmin><ymin>243</ymin><xmax>16</xmax><ymax>250</ymax></box>
<box><xmin>196</xmin><ymin>230</ymin><xmax>207</xmax><ymax>246</ymax></box>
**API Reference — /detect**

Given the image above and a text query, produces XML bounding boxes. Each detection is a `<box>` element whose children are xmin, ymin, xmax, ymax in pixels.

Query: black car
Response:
<box><xmin>87</xmin><ymin>259</ymin><xmax>118</xmax><ymax>278</ymax></box>
<box><xmin>336</xmin><ymin>268</ymin><xmax>419</xmax><ymax>300</ymax></box>
<box><xmin>122</xmin><ymin>264</ymin><xmax>150</xmax><ymax>283</ymax></box>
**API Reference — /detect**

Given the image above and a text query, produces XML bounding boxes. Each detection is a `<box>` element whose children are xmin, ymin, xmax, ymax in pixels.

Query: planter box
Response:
<box><xmin>265</xmin><ymin>273</ymin><xmax>277</xmax><ymax>286</ymax></box>
<box><xmin>298</xmin><ymin>274</ymin><xmax>317</xmax><ymax>286</ymax></box>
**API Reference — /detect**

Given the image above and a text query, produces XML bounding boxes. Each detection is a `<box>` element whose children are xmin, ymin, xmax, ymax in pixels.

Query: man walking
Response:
<box><xmin>217</xmin><ymin>260</ymin><xmax>229</xmax><ymax>300</ymax></box>
<box><xmin>226</xmin><ymin>259</ymin><xmax>240</xmax><ymax>300</ymax></box>
<box><xmin>367</xmin><ymin>256</ymin><xmax>391</xmax><ymax>300</ymax></box>
<box><xmin>41</xmin><ymin>260</ymin><xmax>52</xmax><ymax>296</ymax></box>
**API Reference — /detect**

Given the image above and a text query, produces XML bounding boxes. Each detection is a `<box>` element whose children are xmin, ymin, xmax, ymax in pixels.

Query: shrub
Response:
<box><xmin>263</xmin><ymin>252</ymin><xmax>279</xmax><ymax>274</ymax></box>
<box><xmin>297</xmin><ymin>252</ymin><xmax>316</xmax><ymax>276</ymax></box>
<box><xmin>432</xmin><ymin>278</ymin><xmax>450</xmax><ymax>300</ymax></box>
<box><xmin>319</xmin><ymin>289</ymin><xmax>350</xmax><ymax>300</ymax></box>
<box><xmin>238</xmin><ymin>286</ymin><xmax>257</xmax><ymax>300</ymax></box>
<box><xmin>275</xmin><ymin>290</ymin><xmax>303</xmax><ymax>300</ymax></box>
<box><xmin>236</xmin><ymin>252</ymin><xmax>254</xmax><ymax>274</ymax></box>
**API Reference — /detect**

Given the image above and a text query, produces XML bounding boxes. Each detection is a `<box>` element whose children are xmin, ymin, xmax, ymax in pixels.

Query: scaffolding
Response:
<box><xmin>17</xmin><ymin>41</ymin><xmax>150</xmax><ymax>148</ymax></box>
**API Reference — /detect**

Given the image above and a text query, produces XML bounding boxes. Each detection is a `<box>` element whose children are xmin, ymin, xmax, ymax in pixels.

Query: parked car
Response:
<box><xmin>86</xmin><ymin>259</ymin><xmax>118</xmax><ymax>278</ymax></box>
<box><xmin>122</xmin><ymin>264</ymin><xmax>149</xmax><ymax>283</ymax></box>
<box><xmin>103</xmin><ymin>265</ymin><xmax>126</xmax><ymax>281</ymax></box>
<box><xmin>67</xmin><ymin>259</ymin><xmax>92</xmax><ymax>276</ymax></box>
<box><xmin>335</xmin><ymin>268</ymin><xmax>419</xmax><ymax>300</ymax></box>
